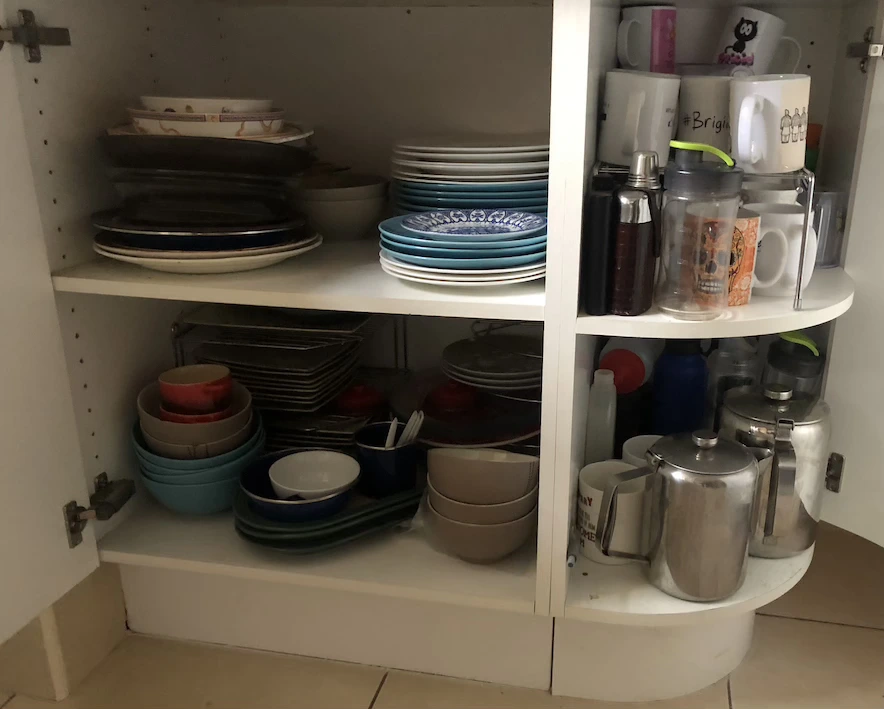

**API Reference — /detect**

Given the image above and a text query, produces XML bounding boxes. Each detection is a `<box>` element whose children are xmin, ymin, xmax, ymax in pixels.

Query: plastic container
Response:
<box><xmin>652</xmin><ymin>340</ymin><xmax>708</xmax><ymax>435</ymax></box>
<box><xmin>655</xmin><ymin>142</ymin><xmax>744</xmax><ymax>321</ymax></box>
<box><xmin>599</xmin><ymin>338</ymin><xmax>664</xmax><ymax>395</ymax></box>
<box><xmin>583</xmin><ymin>370</ymin><xmax>617</xmax><ymax>465</ymax></box>
<box><xmin>762</xmin><ymin>331</ymin><xmax>825</xmax><ymax>397</ymax></box>
<box><xmin>705</xmin><ymin>338</ymin><xmax>761</xmax><ymax>430</ymax></box>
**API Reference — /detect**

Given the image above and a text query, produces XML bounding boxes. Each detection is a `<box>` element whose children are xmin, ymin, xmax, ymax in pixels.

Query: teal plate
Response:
<box><xmin>380</xmin><ymin>248</ymin><xmax>545</xmax><ymax>269</ymax></box>
<box><xmin>393</xmin><ymin>179</ymin><xmax>548</xmax><ymax>194</ymax></box>
<box><xmin>380</xmin><ymin>235</ymin><xmax>545</xmax><ymax>258</ymax></box>
<box><xmin>379</xmin><ymin>228</ymin><xmax>547</xmax><ymax>249</ymax></box>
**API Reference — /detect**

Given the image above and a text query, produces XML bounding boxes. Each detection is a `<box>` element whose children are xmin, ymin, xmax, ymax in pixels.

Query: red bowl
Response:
<box><xmin>158</xmin><ymin>364</ymin><xmax>232</xmax><ymax>414</ymax></box>
<box><xmin>159</xmin><ymin>404</ymin><xmax>233</xmax><ymax>424</ymax></box>
<box><xmin>429</xmin><ymin>380</ymin><xmax>478</xmax><ymax>413</ymax></box>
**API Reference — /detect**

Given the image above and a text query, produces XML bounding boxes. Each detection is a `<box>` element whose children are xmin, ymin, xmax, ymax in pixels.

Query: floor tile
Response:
<box><xmin>760</xmin><ymin>522</ymin><xmax>884</xmax><ymax>630</ymax></box>
<box><xmin>730</xmin><ymin>615</ymin><xmax>884</xmax><ymax>708</ymax></box>
<box><xmin>374</xmin><ymin>670</ymin><xmax>729</xmax><ymax>709</ymax></box>
<box><xmin>5</xmin><ymin>635</ymin><xmax>385</xmax><ymax>709</ymax></box>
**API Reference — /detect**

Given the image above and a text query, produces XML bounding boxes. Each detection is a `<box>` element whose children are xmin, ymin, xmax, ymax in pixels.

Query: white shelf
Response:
<box><xmin>52</xmin><ymin>241</ymin><xmax>545</xmax><ymax>321</ymax></box>
<box><xmin>576</xmin><ymin>268</ymin><xmax>854</xmax><ymax>338</ymax></box>
<box><xmin>564</xmin><ymin>546</ymin><xmax>813</xmax><ymax>626</ymax></box>
<box><xmin>99</xmin><ymin>501</ymin><xmax>537</xmax><ymax>614</ymax></box>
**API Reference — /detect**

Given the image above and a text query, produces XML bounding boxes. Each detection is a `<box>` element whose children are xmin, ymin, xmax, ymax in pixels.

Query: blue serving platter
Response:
<box><xmin>380</xmin><ymin>247</ymin><xmax>545</xmax><ymax>269</ymax></box>
<box><xmin>401</xmin><ymin>210</ymin><xmax>547</xmax><ymax>238</ymax></box>
<box><xmin>394</xmin><ymin>179</ymin><xmax>549</xmax><ymax>194</ymax></box>
<box><xmin>380</xmin><ymin>236</ymin><xmax>545</xmax><ymax>258</ymax></box>
<box><xmin>379</xmin><ymin>215</ymin><xmax>545</xmax><ymax>243</ymax></box>
<box><xmin>379</xmin><ymin>228</ymin><xmax>547</xmax><ymax>249</ymax></box>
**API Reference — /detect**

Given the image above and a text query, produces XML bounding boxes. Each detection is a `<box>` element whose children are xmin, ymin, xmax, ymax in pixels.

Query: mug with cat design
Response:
<box><xmin>712</xmin><ymin>6</ymin><xmax>801</xmax><ymax>74</ymax></box>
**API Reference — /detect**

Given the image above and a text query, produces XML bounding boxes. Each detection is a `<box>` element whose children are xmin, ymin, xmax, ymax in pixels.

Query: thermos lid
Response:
<box><xmin>648</xmin><ymin>430</ymin><xmax>756</xmax><ymax>476</ymax></box>
<box><xmin>723</xmin><ymin>385</ymin><xmax>829</xmax><ymax>425</ymax></box>
<box><xmin>626</xmin><ymin>151</ymin><xmax>661</xmax><ymax>190</ymax></box>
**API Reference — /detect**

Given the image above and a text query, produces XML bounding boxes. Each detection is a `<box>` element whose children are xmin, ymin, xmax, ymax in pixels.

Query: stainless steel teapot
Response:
<box><xmin>596</xmin><ymin>431</ymin><xmax>759</xmax><ymax>602</ymax></box>
<box><xmin>719</xmin><ymin>384</ymin><xmax>834</xmax><ymax>558</ymax></box>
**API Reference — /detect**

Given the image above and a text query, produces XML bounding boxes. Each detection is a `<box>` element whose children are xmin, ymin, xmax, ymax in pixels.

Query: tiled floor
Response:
<box><xmin>2</xmin><ymin>524</ymin><xmax>882</xmax><ymax>709</ymax></box>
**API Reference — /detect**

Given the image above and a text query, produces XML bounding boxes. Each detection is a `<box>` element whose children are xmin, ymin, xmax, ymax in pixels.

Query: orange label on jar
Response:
<box><xmin>728</xmin><ymin>215</ymin><xmax>760</xmax><ymax>307</ymax></box>
<box><xmin>685</xmin><ymin>213</ymin><xmax>733</xmax><ymax>311</ymax></box>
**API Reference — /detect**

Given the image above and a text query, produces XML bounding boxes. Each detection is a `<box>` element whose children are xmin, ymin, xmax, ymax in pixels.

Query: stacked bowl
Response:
<box><xmin>378</xmin><ymin>210</ymin><xmax>547</xmax><ymax>288</ymax></box>
<box><xmin>297</xmin><ymin>173</ymin><xmax>388</xmax><ymax>242</ymax></box>
<box><xmin>134</xmin><ymin>366</ymin><xmax>265</xmax><ymax>514</ymax></box>
<box><xmin>425</xmin><ymin>448</ymin><xmax>539</xmax><ymax>563</ymax></box>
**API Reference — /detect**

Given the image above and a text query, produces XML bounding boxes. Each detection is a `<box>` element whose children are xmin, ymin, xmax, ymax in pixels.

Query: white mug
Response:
<box><xmin>677</xmin><ymin>76</ymin><xmax>731</xmax><ymax>156</ymax></box>
<box><xmin>730</xmin><ymin>74</ymin><xmax>811</xmax><ymax>174</ymax></box>
<box><xmin>617</xmin><ymin>5</ymin><xmax>677</xmax><ymax>74</ymax></box>
<box><xmin>599</xmin><ymin>70</ymin><xmax>681</xmax><ymax>166</ymax></box>
<box><xmin>621</xmin><ymin>435</ymin><xmax>662</xmax><ymax>468</ymax></box>
<box><xmin>576</xmin><ymin>460</ymin><xmax>643</xmax><ymax>565</ymax></box>
<box><xmin>745</xmin><ymin>202</ymin><xmax>818</xmax><ymax>296</ymax></box>
<box><xmin>713</xmin><ymin>6</ymin><xmax>801</xmax><ymax>74</ymax></box>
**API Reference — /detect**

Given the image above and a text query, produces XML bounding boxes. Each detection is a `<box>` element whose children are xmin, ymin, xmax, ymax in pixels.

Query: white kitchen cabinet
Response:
<box><xmin>0</xmin><ymin>0</ymin><xmax>880</xmax><ymax>700</ymax></box>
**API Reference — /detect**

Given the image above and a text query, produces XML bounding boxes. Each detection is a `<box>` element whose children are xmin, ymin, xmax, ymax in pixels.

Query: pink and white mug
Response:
<box><xmin>617</xmin><ymin>5</ymin><xmax>677</xmax><ymax>75</ymax></box>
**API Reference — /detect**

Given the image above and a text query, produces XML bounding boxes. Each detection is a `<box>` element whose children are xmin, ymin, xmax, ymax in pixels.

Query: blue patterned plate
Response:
<box><xmin>397</xmin><ymin>194</ymin><xmax>548</xmax><ymax>208</ymax></box>
<box><xmin>394</xmin><ymin>179</ymin><xmax>549</xmax><ymax>194</ymax></box>
<box><xmin>380</xmin><ymin>236</ymin><xmax>545</xmax><ymax>258</ymax></box>
<box><xmin>401</xmin><ymin>210</ymin><xmax>547</xmax><ymax>238</ymax></box>
<box><xmin>380</xmin><ymin>215</ymin><xmax>545</xmax><ymax>243</ymax></box>
<box><xmin>379</xmin><ymin>228</ymin><xmax>547</xmax><ymax>249</ymax></box>
<box><xmin>380</xmin><ymin>248</ymin><xmax>545</xmax><ymax>270</ymax></box>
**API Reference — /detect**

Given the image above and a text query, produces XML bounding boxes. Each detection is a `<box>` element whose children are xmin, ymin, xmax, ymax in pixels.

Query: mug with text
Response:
<box><xmin>576</xmin><ymin>460</ymin><xmax>642</xmax><ymax>565</ymax></box>
<box><xmin>677</xmin><ymin>75</ymin><xmax>731</xmax><ymax>156</ymax></box>
<box><xmin>713</xmin><ymin>6</ymin><xmax>801</xmax><ymax>74</ymax></box>
<box><xmin>744</xmin><ymin>202</ymin><xmax>817</xmax><ymax>297</ymax></box>
<box><xmin>618</xmin><ymin>5</ymin><xmax>677</xmax><ymax>74</ymax></box>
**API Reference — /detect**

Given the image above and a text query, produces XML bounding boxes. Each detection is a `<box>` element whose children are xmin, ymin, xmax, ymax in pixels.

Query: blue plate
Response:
<box><xmin>380</xmin><ymin>248</ymin><xmax>545</xmax><ymax>269</ymax></box>
<box><xmin>396</xmin><ymin>195</ymin><xmax>548</xmax><ymax>208</ymax></box>
<box><xmin>379</xmin><ymin>228</ymin><xmax>547</xmax><ymax>249</ymax></box>
<box><xmin>380</xmin><ymin>214</ymin><xmax>545</xmax><ymax>243</ymax></box>
<box><xmin>381</xmin><ymin>236</ymin><xmax>545</xmax><ymax>258</ymax></box>
<box><xmin>393</xmin><ymin>179</ymin><xmax>549</xmax><ymax>194</ymax></box>
<box><xmin>401</xmin><ymin>210</ymin><xmax>547</xmax><ymax>238</ymax></box>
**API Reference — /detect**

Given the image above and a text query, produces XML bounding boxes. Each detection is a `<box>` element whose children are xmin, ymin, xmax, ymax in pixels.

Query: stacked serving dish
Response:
<box><xmin>95</xmin><ymin>96</ymin><xmax>319</xmax><ymax>274</ymax></box>
<box><xmin>378</xmin><ymin>210</ymin><xmax>547</xmax><ymax>287</ymax></box>
<box><xmin>391</xmin><ymin>134</ymin><xmax>549</xmax><ymax>216</ymax></box>
<box><xmin>235</xmin><ymin>450</ymin><xmax>422</xmax><ymax>553</ymax></box>
<box><xmin>442</xmin><ymin>335</ymin><xmax>543</xmax><ymax>393</ymax></box>
<box><xmin>425</xmin><ymin>448</ymin><xmax>539</xmax><ymax>563</ymax></box>
<box><xmin>134</xmin><ymin>366</ymin><xmax>265</xmax><ymax>515</ymax></box>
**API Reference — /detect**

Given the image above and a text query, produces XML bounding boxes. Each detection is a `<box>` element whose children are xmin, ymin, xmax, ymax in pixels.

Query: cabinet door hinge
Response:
<box><xmin>63</xmin><ymin>473</ymin><xmax>135</xmax><ymax>548</ymax></box>
<box><xmin>0</xmin><ymin>10</ymin><xmax>71</xmax><ymax>63</ymax></box>
<box><xmin>847</xmin><ymin>27</ymin><xmax>884</xmax><ymax>73</ymax></box>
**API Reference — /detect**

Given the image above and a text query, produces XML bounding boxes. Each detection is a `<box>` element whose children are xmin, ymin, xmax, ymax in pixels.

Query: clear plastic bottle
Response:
<box><xmin>705</xmin><ymin>338</ymin><xmax>761</xmax><ymax>430</ymax></box>
<box><xmin>584</xmin><ymin>369</ymin><xmax>617</xmax><ymax>465</ymax></box>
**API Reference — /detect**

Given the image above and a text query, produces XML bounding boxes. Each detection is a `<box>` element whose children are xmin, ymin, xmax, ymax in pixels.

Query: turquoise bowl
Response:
<box><xmin>140</xmin><ymin>472</ymin><xmax>239</xmax><ymax>515</ymax></box>
<box><xmin>138</xmin><ymin>431</ymin><xmax>265</xmax><ymax>480</ymax></box>
<box><xmin>142</xmin><ymin>463</ymin><xmax>243</xmax><ymax>486</ymax></box>
<box><xmin>131</xmin><ymin>417</ymin><xmax>263</xmax><ymax>472</ymax></box>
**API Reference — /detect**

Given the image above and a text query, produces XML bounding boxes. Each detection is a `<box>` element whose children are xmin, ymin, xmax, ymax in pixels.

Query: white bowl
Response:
<box><xmin>139</xmin><ymin>96</ymin><xmax>273</xmax><ymax>114</ymax></box>
<box><xmin>299</xmin><ymin>174</ymin><xmax>388</xmax><ymax>202</ymax></box>
<box><xmin>299</xmin><ymin>196</ymin><xmax>386</xmax><ymax>242</ymax></box>
<box><xmin>269</xmin><ymin>450</ymin><xmax>360</xmax><ymax>500</ymax></box>
<box><xmin>128</xmin><ymin>108</ymin><xmax>285</xmax><ymax>138</ymax></box>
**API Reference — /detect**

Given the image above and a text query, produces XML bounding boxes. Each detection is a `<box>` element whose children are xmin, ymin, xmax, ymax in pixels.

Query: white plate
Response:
<box><xmin>94</xmin><ymin>235</ymin><xmax>321</xmax><ymax>260</ymax></box>
<box><xmin>107</xmin><ymin>123</ymin><xmax>314</xmax><ymax>144</ymax></box>
<box><xmin>394</xmin><ymin>149</ymin><xmax>549</xmax><ymax>163</ymax></box>
<box><xmin>140</xmin><ymin>96</ymin><xmax>273</xmax><ymax>113</ymax></box>
<box><xmin>392</xmin><ymin>159</ymin><xmax>550</xmax><ymax>176</ymax></box>
<box><xmin>94</xmin><ymin>236</ymin><xmax>322</xmax><ymax>274</ymax></box>
<box><xmin>396</xmin><ymin>134</ymin><xmax>549</xmax><ymax>153</ymax></box>
<box><xmin>379</xmin><ymin>252</ymin><xmax>544</xmax><ymax>275</ymax></box>
<box><xmin>381</xmin><ymin>259</ymin><xmax>546</xmax><ymax>282</ymax></box>
<box><xmin>390</xmin><ymin>171</ymin><xmax>549</xmax><ymax>185</ymax></box>
<box><xmin>381</xmin><ymin>263</ymin><xmax>545</xmax><ymax>288</ymax></box>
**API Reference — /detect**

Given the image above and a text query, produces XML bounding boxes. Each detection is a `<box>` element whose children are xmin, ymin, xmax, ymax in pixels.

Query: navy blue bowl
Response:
<box><xmin>355</xmin><ymin>422</ymin><xmax>418</xmax><ymax>498</ymax></box>
<box><xmin>240</xmin><ymin>449</ymin><xmax>351</xmax><ymax>523</ymax></box>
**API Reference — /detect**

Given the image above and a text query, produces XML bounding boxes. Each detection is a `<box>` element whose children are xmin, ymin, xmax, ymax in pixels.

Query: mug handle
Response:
<box><xmin>595</xmin><ymin>466</ymin><xmax>654</xmax><ymax>562</ymax></box>
<box><xmin>617</xmin><ymin>19</ymin><xmax>640</xmax><ymax>69</ymax></box>
<box><xmin>736</xmin><ymin>95</ymin><xmax>764</xmax><ymax>165</ymax></box>
<box><xmin>754</xmin><ymin>227</ymin><xmax>789</xmax><ymax>289</ymax></box>
<box><xmin>779</xmin><ymin>36</ymin><xmax>803</xmax><ymax>73</ymax></box>
<box><xmin>797</xmin><ymin>224</ymin><xmax>818</xmax><ymax>290</ymax></box>
<box><xmin>621</xmin><ymin>91</ymin><xmax>645</xmax><ymax>157</ymax></box>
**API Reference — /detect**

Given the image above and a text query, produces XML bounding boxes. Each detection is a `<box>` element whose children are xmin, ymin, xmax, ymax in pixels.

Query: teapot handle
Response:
<box><xmin>764</xmin><ymin>419</ymin><xmax>797</xmax><ymax>542</ymax></box>
<box><xmin>596</xmin><ymin>466</ymin><xmax>654</xmax><ymax>562</ymax></box>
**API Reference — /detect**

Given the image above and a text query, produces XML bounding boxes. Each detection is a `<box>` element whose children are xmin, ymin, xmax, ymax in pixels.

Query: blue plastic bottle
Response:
<box><xmin>652</xmin><ymin>340</ymin><xmax>708</xmax><ymax>435</ymax></box>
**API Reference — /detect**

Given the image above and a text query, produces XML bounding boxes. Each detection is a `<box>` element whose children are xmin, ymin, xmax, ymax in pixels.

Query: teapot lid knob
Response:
<box><xmin>691</xmin><ymin>430</ymin><xmax>719</xmax><ymax>449</ymax></box>
<box><xmin>764</xmin><ymin>385</ymin><xmax>794</xmax><ymax>402</ymax></box>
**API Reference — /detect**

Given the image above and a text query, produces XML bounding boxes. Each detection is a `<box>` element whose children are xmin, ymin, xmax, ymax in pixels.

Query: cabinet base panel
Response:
<box><xmin>118</xmin><ymin>565</ymin><xmax>553</xmax><ymax>690</ymax></box>
<box><xmin>552</xmin><ymin>613</ymin><xmax>754</xmax><ymax>701</ymax></box>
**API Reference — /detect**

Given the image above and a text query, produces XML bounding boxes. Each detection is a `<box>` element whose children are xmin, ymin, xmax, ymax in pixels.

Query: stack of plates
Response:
<box><xmin>378</xmin><ymin>210</ymin><xmax>547</xmax><ymax>288</ymax></box>
<box><xmin>442</xmin><ymin>336</ymin><xmax>543</xmax><ymax>392</ymax></box>
<box><xmin>194</xmin><ymin>341</ymin><xmax>360</xmax><ymax>413</ymax></box>
<box><xmin>391</xmin><ymin>134</ymin><xmax>549</xmax><ymax>215</ymax></box>
<box><xmin>261</xmin><ymin>413</ymin><xmax>370</xmax><ymax>452</ymax></box>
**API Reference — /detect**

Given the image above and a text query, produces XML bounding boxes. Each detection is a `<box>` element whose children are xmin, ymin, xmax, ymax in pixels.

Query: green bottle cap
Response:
<box><xmin>779</xmin><ymin>330</ymin><xmax>820</xmax><ymax>357</ymax></box>
<box><xmin>669</xmin><ymin>140</ymin><xmax>735</xmax><ymax>167</ymax></box>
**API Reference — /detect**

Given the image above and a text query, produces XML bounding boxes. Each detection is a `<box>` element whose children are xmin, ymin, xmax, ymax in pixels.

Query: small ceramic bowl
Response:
<box><xmin>139</xmin><ymin>96</ymin><xmax>274</xmax><ymax>114</ymax></box>
<box><xmin>268</xmin><ymin>450</ymin><xmax>360</xmax><ymax>500</ymax></box>
<box><xmin>140</xmin><ymin>471</ymin><xmax>239</xmax><ymax>515</ymax></box>
<box><xmin>132</xmin><ymin>418</ymin><xmax>263</xmax><ymax>472</ymax></box>
<box><xmin>427</xmin><ymin>476</ymin><xmax>538</xmax><ymax>525</ymax></box>
<box><xmin>428</xmin><ymin>448</ymin><xmax>539</xmax><ymax>505</ymax></box>
<box><xmin>425</xmin><ymin>500</ymin><xmax>537</xmax><ymax>564</ymax></box>
<box><xmin>299</xmin><ymin>196</ymin><xmax>386</xmax><ymax>242</ymax></box>
<box><xmin>159</xmin><ymin>405</ymin><xmax>232</xmax><ymax>424</ymax></box>
<box><xmin>158</xmin><ymin>364</ymin><xmax>232</xmax><ymax>413</ymax></box>
<box><xmin>140</xmin><ymin>413</ymin><xmax>253</xmax><ymax>460</ymax></box>
<box><xmin>355</xmin><ymin>422</ymin><xmax>418</xmax><ymax>498</ymax></box>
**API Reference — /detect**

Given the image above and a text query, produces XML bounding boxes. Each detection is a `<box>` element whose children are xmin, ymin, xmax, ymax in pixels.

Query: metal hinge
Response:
<box><xmin>0</xmin><ymin>10</ymin><xmax>71</xmax><ymax>63</ymax></box>
<box><xmin>63</xmin><ymin>473</ymin><xmax>135</xmax><ymax>548</ymax></box>
<box><xmin>825</xmin><ymin>453</ymin><xmax>845</xmax><ymax>493</ymax></box>
<box><xmin>847</xmin><ymin>27</ymin><xmax>884</xmax><ymax>73</ymax></box>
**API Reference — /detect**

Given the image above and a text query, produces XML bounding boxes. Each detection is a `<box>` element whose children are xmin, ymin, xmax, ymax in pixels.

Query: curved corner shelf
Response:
<box><xmin>576</xmin><ymin>268</ymin><xmax>854</xmax><ymax>339</ymax></box>
<box><xmin>564</xmin><ymin>546</ymin><xmax>813</xmax><ymax>626</ymax></box>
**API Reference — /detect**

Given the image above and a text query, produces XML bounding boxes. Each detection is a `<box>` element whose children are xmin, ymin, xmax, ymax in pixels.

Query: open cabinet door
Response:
<box><xmin>0</xmin><ymin>4</ymin><xmax>98</xmax><ymax>644</ymax></box>
<box><xmin>822</xmin><ymin>2</ymin><xmax>884</xmax><ymax>548</ymax></box>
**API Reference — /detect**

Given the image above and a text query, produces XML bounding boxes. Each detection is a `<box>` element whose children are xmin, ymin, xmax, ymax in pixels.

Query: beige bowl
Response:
<box><xmin>426</xmin><ymin>500</ymin><xmax>537</xmax><ymax>564</ymax></box>
<box><xmin>140</xmin><ymin>412</ymin><xmax>253</xmax><ymax>460</ymax></box>
<box><xmin>137</xmin><ymin>380</ymin><xmax>252</xmax><ymax>446</ymax></box>
<box><xmin>427</xmin><ymin>475</ymin><xmax>538</xmax><ymax>525</ymax></box>
<box><xmin>427</xmin><ymin>448</ymin><xmax>539</xmax><ymax>505</ymax></box>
